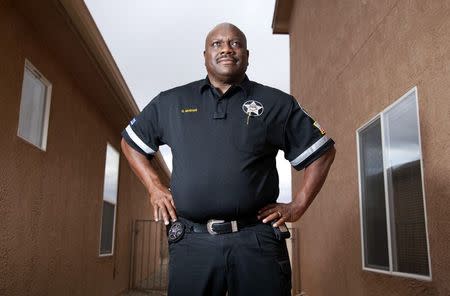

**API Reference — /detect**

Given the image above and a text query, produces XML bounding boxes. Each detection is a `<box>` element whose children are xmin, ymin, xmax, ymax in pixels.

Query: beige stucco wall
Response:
<box><xmin>289</xmin><ymin>0</ymin><xmax>450</xmax><ymax>295</ymax></box>
<box><xmin>0</xmin><ymin>3</ymin><xmax>158</xmax><ymax>295</ymax></box>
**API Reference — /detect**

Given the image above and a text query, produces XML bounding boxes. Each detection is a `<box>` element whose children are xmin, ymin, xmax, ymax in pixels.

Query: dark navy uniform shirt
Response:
<box><xmin>122</xmin><ymin>76</ymin><xmax>334</xmax><ymax>222</ymax></box>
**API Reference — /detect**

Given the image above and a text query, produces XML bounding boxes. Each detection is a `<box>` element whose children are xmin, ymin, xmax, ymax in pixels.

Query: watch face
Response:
<box><xmin>168</xmin><ymin>221</ymin><xmax>185</xmax><ymax>243</ymax></box>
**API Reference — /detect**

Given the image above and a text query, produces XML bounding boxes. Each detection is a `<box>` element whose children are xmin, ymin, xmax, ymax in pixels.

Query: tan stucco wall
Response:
<box><xmin>0</xmin><ymin>4</ymin><xmax>157</xmax><ymax>295</ymax></box>
<box><xmin>289</xmin><ymin>0</ymin><xmax>450</xmax><ymax>295</ymax></box>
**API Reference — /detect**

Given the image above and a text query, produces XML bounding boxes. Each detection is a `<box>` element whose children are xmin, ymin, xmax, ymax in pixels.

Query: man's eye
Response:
<box><xmin>231</xmin><ymin>41</ymin><xmax>241</xmax><ymax>47</ymax></box>
<box><xmin>212</xmin><ymin>41</ymin><xmax>221</xmax><ymax>48</ymax></box>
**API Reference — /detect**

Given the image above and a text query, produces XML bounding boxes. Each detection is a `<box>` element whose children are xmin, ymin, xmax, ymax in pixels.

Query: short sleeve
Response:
<box><xmin>121</xmin><ymin>95</ymin><xmax>163</xmax><ymax>158</ymax></box>
<box><xmin>283</xmin><ymin>97</ymin><xmax>335</xmax><ymax>170</ymax></box>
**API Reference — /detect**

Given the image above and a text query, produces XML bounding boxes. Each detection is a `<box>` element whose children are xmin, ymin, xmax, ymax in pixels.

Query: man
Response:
<box><xmin>121</xmin><ymin>23</ymin><xmax>335</xmax><ymax>296</ymax></box>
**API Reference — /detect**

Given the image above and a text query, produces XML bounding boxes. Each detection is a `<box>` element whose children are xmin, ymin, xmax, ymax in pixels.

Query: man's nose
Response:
<box><xmin>220</xmin><ymin>42</ymin><xmax>233</xmax><ymax>55</ymax></box>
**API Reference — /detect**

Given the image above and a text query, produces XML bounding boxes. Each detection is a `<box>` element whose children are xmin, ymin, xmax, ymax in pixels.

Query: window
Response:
<box><xmin>357</xmin><ymin>87</ymin><xmax>431</xmax><ymax>280</ymax></box>
<box><xmin>99</xmin><ymin>144</ymin><xmax>120</xmax><ymax>256</ymax></box>
<box><xmin>17</xmin><ymin>60</ymin><xmax>52</xmax><ymax>150</ymax></box>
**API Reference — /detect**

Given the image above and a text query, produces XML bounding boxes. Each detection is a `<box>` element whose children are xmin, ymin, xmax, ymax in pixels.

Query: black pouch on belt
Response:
<box><xmin>271</xmin><ymin>221</ymin><xmax>291</xmax><ymax>240</ymax></box>
<box><xmin>166</xmin><ymin>221</ymin><xmax>185</xmax><ymax>244</ymax></box>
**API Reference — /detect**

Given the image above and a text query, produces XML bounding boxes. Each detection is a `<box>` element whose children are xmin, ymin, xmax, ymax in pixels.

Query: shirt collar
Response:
<box><xmin>199</xmin><ymin>75</ymin><xmax>251</xmax><ymax>97</ymax></box>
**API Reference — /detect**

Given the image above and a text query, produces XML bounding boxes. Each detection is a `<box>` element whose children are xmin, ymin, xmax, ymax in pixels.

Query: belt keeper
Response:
<box><xmin>231</xmin><ymin>220</ymin><xmax>238</xmax><ymax>232</ymax></box>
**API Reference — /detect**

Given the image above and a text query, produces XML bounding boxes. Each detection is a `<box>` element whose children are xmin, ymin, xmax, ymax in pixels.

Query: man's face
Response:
<box><xmin>204</xmin><ymin>25</ymin><xmax>249</xmax><ymax>83</ymax></box>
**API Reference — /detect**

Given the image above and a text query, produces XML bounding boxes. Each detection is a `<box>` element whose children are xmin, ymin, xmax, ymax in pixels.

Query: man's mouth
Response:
<box><xmin>217</xmin><ymin>57</ymin><xmax>237</xmax><ymax>64</ymax></box>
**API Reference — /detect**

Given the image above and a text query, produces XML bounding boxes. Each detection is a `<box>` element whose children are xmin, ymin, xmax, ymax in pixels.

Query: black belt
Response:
<box><xmin>182</xmin><ymin>217</ymin><xmax>261</xmax><ymax>235</ymax></box>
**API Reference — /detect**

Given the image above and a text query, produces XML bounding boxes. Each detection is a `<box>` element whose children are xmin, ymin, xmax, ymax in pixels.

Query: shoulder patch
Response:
<box><xmin>313</xmin><ymin>121</ymin><xmax>326</xmax><ymax>135</ymax></box>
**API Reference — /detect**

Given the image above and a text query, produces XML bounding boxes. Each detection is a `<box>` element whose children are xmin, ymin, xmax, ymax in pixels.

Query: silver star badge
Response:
<box><xmin>242</xmin><ymin>100</ymin><xmax>264</xmax><ymax>117</ymax></box>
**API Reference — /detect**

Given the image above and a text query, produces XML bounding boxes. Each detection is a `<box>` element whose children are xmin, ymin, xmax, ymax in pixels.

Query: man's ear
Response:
<box><xmin>247</xmin><ymin>50</ymin><xmax>250</xmax><ymax>65</ymax></box>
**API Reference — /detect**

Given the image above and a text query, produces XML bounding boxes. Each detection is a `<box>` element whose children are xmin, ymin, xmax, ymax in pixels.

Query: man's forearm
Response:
<box><xmin>120</xmin><ymin>138</ymin><xmax>162</xmax><ymax>194</ymax></box>
<box><xmin>258</xmin><ymin>146</ymin><xmax>336</xmax><ymax>226</ymax></box>
<box><xmin>292</xmin><ymin>146</ymin><xmax>336</xmax><ymax>217</ymax></box>
<box><xmin>121</xmin><ymin>138</ymin><xmax>176</xmax><ymax>223</ymax></box>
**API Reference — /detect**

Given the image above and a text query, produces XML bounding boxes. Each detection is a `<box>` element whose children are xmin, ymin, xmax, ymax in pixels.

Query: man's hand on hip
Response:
<box><xmin>257</xmin><ymin>202</ymin><xmax>303</xmax><ymax>227</ymax></box>
<box><xmin>149</xmin><ymin>183</ymin><xmax>177</xmax><ymax>225</ymax></box>
<box><xmin>258</xmin><ymin>147</ymin><xmax>336</xmax><ymax>228</ymax></box>
<box><xmin>120</xmin><ymin>139</ymin><xmax>178</xmax><ymax>225</ymax></box>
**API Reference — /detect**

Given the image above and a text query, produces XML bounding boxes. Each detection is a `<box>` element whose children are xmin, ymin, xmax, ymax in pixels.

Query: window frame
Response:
<box><xmin>98</xmin><ymin>143</ymin><xmax>120</xmax><ymax>257</ymax></box>
<box><xmin>17</xmin><ymin>59</ymin><xmax>52</xmax><ymax>151</ymax></box>
<box><xmin>356</xmin><ymin>86</ymin><xmax>432</xmax><ymax>281</ymax></box>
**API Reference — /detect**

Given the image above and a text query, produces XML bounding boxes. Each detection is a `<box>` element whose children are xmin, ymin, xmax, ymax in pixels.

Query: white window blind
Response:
<box><xmin>17</xmin><ymin>60</ymin><xmax>52</xmax><ymax>150</ymax></box>
<box><xmin>99</xmin><ymin>144</ymin><xmax>120</xmax><ymax>256</ymax></box>
<box><xmin>357</xmin><ymin>87</ymin><xmax>431</xmax><ymax>280</ymax></box>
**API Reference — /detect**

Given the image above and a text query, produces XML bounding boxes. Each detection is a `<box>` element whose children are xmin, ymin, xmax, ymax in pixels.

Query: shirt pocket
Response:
<box><xmin>232</xmin><ymin>114</ymin><xmax>267</xmax><ymax>154</ymax></box>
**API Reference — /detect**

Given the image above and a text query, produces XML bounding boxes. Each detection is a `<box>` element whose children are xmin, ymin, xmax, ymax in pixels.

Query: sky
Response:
<box><xmin>84</xmin><ymin>0</ymin><xmax>292</xmax><ymax>202</ymax></box>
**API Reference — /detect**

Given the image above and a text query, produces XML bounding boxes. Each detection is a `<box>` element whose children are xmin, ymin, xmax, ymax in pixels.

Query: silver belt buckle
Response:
<box><xmin>207</xmin><ymin>219</ymin><xmax>224</xmax><ymax>235</ymax></box>
<box><xmin>206</xmin><ymin>219</ymin><xmax>239</xmax><ymax>235</ymax></box>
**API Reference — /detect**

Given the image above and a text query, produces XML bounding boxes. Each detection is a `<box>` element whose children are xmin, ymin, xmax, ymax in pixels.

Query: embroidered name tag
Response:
<box><xmin>181</xmin><ymin>108</ymin><xmax>198</xmax><ymax>113</ymax></box>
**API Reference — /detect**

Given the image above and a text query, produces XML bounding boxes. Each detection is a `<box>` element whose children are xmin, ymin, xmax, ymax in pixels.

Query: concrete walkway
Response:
<box><xmin>121</xmin><ymin>290</ymin><xmax>166</xmax><ymax>296</ymax></box>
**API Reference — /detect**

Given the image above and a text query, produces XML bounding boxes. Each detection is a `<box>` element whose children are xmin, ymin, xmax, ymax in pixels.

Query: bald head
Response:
<box><xmin>203</xmin><ymin>23</ymin><xmax>249</xmax><ymax>85</ymax></box>
<box><xmin>205</xmin><ymin>23</ymin><xmax>247</xmax><ymax>50</ymax></box>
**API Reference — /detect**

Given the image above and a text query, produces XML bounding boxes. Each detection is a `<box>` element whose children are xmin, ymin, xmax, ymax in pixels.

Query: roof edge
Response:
<box><xmin>272</xmin><ymin>0</ymin><xmax>293</xmax><ymax>34</ymax></box>
<box><xmin>57</xmin><ymin>0</ymin><xmax>171</xmax><ymax>179</ymax></box>
<box><xmin>57</xmin><ymin>0</ymin><xmax>140</xmax><ymax>116</ymax></box>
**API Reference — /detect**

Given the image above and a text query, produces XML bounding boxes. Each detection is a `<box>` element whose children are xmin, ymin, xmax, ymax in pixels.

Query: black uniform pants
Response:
<box><xmin>168</xmin><ymin>220</ymin><xmax>292</xmax><ymax>296</ymax></box>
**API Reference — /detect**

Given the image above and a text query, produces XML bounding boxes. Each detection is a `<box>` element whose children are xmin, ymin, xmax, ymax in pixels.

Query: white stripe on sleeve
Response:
<box><xmin>125</xmin><ymin>125</ymin><xmax>156</xmax><ymax>154</ymax></box>
<box><xmin>290</xmin><ymin>136</ymin><xmax>330</xmax><ymax>167</ymax></box>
